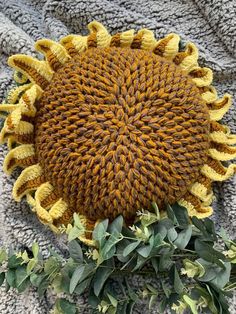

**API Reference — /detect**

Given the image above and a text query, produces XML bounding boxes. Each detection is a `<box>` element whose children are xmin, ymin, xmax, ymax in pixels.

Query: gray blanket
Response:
<box><xmin>0</xmin><ymin>0</ymin><xmax>235</xmax><ymax>313</ymax></box>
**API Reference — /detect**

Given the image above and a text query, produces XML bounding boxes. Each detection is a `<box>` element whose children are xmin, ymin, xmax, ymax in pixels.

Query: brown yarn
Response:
<box><xmin>34</xmin><ymin>47</ymin><xmax>210</xmax><ymax>224</ymax></box>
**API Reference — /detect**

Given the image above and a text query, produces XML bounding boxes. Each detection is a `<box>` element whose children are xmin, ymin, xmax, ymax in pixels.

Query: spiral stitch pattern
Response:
<box><xmin>34</xmin><ymin>47</ymin><xmax>210</xmax><ymax>223</ymax></box>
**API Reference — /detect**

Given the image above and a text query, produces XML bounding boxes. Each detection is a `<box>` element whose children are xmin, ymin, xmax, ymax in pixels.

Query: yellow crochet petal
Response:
<box><xmin>201</xmin><ymin>163</ymin><xmax>236</xmax><ymax>181</ymax></box>
<box><xmin>7</xmin><ymin>83</ymin><xmax>33</xmax><ymax>104</ymax></box>
<box><xmin>190</xmin><ymin>182</ymin><xmax>213</xmax><ymax>204</ymax></box>
<box><xmin>8</xmin><ymin>54</ymin><xmax>53</xmax><ymax>89</ymax></box>
<box><xmin>49</xmin><ymin>199</ymin><xmax>68</xmax><ymax>220</ymax></box>
<box><xmin>178</xmin><ymin>199</ymin><xmax>213</xmax><ymax>219</ymax></box>
<box><xmin>120</xmin><ymin>29</ymin><xmax>135</xmax><ymax>47</ymax></box>
<box><xmin>154</xmin><ymin>33</ymin><xmax>180</xmax><ymax>59</ymax></box>
<box><xmin>210</xmin><ymin>131</ymin><xmax>236</xmax><ymax>145</ymax></box>
<box><xmin>12</xmin><ymin>164</ymin><xmax>44</xmax><ymax>201</ymax></box>
<box><xmin>35</xmin><ymin>39</ymin><xmax>71</xmax><ymax>71</ymax></box>
<box><xmin>190</xmin><ymin>67</ymin><xmax>213</xmax><ymax>87</ymax></box>
<box><xmin>137</xmin><ymin>29</ymin><xmax>156</xmax><ymax>50</ymax></box>
<box><xmin>34</xmin><ymin>181</ymin><xmax>54</xmax><ymax>204</ymax></box>
<box><xmin>209</xmin><ymin>94</ymin><xmax>232</xmax><ymax>121</ymax></box>
<box><xmin>88</xmin><ymin>21</ymin><xmax>111</xmax><ymax>47</ymax></box>
<box><xmin>60</xmin><ymin>35</ymin><xmax>88</xmax><ymax>55</ymax></box>
<box><xmin>200</xmin><ymin>86</ymin><xmax>218</xmax><ymax>104</ymax></box>
<box><xmin>3</xmin><ymin>144</ymin><xmax>35</xmax><ymax>174</ymax></box>
<box><xmin>0</xmin><ymin>120</ymin><xmax>34</xmax><ymax>143</ymax></box>
<box><xmin>173</xmin><ymin>42</ymin><xmax>198</xmax><ymax>72</ymax></box>
<box><xmin>208</xmin><ymin>144</ymin><xmax>236</xmax><ymax>161</ymax></box>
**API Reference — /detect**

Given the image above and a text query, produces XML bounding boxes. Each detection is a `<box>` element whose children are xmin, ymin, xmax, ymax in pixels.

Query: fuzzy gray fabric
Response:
<box><xmin>0</xmin><ymin>0</ymin><xmax>235</xmax><ymax>313</ymax></box>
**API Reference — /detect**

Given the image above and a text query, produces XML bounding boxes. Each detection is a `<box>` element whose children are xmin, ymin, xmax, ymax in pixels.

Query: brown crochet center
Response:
<box><xmin>34</xmin><ymin>47</ymin><xmax>210</xmax><ymax>225</ymax></box>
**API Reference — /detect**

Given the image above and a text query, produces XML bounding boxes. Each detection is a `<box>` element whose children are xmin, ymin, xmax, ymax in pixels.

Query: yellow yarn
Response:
<box><xmin>88</xmin><ymin>21</ymin><xmax>111</xmax><ymax>47</ymax></box>
<box><xmin>3</xmin><ymin>144</ymin><xmax>35</xmax><ymax>174</ymax></box>
<box><xmin>12</xmin><ymin>164</ymin><xmax>43</xmax><ymax>201</ymax></box>
<box><xmin>190</xmin><ymin>182</ymin><xmax>213</xmax><ymax>205</ymax></box>
<box><xmin>191</xmin><ymin>67</ymin><xmax>213</xmax><ymax>87</ymax></box>
<box><xmin>201</xmin><ymin>164</ymin><xmax>236</xmax><ymax>181</ymax></box>
<box><xmin>138</xmin><ymin>29</ymin><xmax>157</xmax><ymax>50</ymax></box>
<box><xmin>178</xmin><ymin>43</ymin><xmax>198</xmax><ymax>72</ymax></box>
<box><xmin>210</xmin><ymin>131</ymin><xmax>236</xmax><ymax>145</ymax></box>
<box><xmin>201</xmin><ymin>86</ymin><xmax>218</xmax><ymax>103</ymax></box>
<box><xmin>209</xmin><ymin>94</ymin><xmax>232</xmax><ymax>121</ymax></box>
<box><xmin>8</xmin><ymin>55</ymin><xmax>53</xmax><ymax>86</ymax></box>
<box><xmin>120</xmin><ymin>29</ymin><xmax>135</xmax><ymax>47</ymax></box>
<box><xmin>178</xmin><ymin>199</ymin><xmax>213</xmax><ymax>219</ymax></box>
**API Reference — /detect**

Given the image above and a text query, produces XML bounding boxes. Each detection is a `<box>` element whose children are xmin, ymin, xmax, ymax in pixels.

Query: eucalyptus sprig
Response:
<box><xmin>0</xmin><ymin>203</ymin><xmax>235</xmax><ymax>314</ymax></box>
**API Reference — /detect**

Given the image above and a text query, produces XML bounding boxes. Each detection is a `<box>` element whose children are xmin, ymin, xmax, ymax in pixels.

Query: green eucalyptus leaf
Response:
<box><xmin>30</xmin><ymin>272</ymin><xmax>45</xmax><ymax>287</ymax></box>
<box><xmin>102</xmin><ymin>232</ymin><xmax>121</xmax><ymax>260</ymax></box>
<box><xmin>116</xmin><ymin>240</ymin><xmax>131</xmax><ymax>262</ymax></box>
<box><xmin>57</xmin><ymin>298</ymin><xmax>77</xmax><ymax>314</ymax></box>
<box><xmin>170</xmin><ymin>265</ymin><xmax>184</xmax><ymax>294</ymax></box>
<box><xmin>69</xmin><ymin>265</ymin><xmax>85</xmax><ymax>293</ymax></box>
<box><xmin>210</xmin><ymin>262</ymin><xmax>231</xmax><ymax>289</ymax></box>
<box><xmin>137</xmin><ymin>244</ymin><xmax>152</xmax><ymax>258</ymax></box>
<box><xmin>158</xmin><ymin>250</ymin><xmax>174</xmax><ymax>272</ymax></box>
<box><xmin>70</xmin><ymin>263</ymin><xmax>94</xmax><ymax>294</ymax></box>
<box><xmin>32</xmin><ymin>242</ymin><xmax>39</xmax><ymax>259</ymax></box>
<box><xmin>171</xmin><ymin>203</ymin><xmax>189</xmax><ymax>227</ymax></box>
<box><xmin>151</xmin><ymin>202</ymin><xmax>160</xmax><ymax>218</ymax></box>
<box><xmin>132</xmin><ymin>255</ymin><xmax>146</xmax><ymax>271</ymax></box>
<box><xmin>51</xmin><ymin>274</ymin><xmax>63</xmax><ymax>293</ymax></box>
<box><xmin>195</xmin><ymin>239</ymin><xmax>226</xmax><ymax>268</ymax></box>
<box><xmin>44</xmin><ymin>256</ymin><xmax>60</xmax><ymax>275</ymax></box>
<box><xmin>15</xmin><ymin>266</ymin><xmax>29</xmax><ymax>289</ymax></box>
<box><xmin>166</xmin><ymin>204</ymin><xmax>177</xmax><ymax>224</ymax></box>
<box><xmin>0</xmin><ymin>272</ymin><xmax>5</xmax><ymax>286</ymax></box>
<box><xmin>93</xmin><ymin>266</ymin><xmax>114</xmax><ymax>296</ymax></box>
<box><xmin>37</xmin><ymin>278</ymin><xmax>50</xmax><ymax>297</ymax></box>
<box><xmin>0</xmin><ymin>248</ymin><xmax>7</xmax><ymax>263</ymax></box>
<box><xmin>108</xmin><ymin>216</ymin><xmax>123</xmax><ymax>234</ymax></box>
<box><xmin>17</xmin><ymin>277</ymin><xmax>30</xmax><ymax>293</ymax></box>
<box><xmin>88</xmin><ymin>293</ymin><xmax>100</xmax><ymax>308</ymax></box>
<box><xmin>123</xmin><ymin>241</ymin><xmax>140</xmax><ymax>257</ymax></box>
<box><xmin>26</xmin><ymin>259</ymin><xmax>37</xmax><ymax>274</ymax></box>
<box><xmin>8</xmin><ymin>255</ymin><xmax>22</xmax><ymax>269</ymax></box>
<box><xmin>151</xmin><ymin>257</ymin><xmax>158</xmax><ymax>273</ymax></box>
<box><xmin>74</xmin><ymin>277</ymin><xmax>91</xmax><ymax>294</ymax></box>
<box><xmin>167</xmin><ymin>227</ymin><xmax>178</xmax><ymax>242</ymax></box>
<box><xmin>156</xmin><ymin>219</ymin><xmax>173</xmax><ymax>240</ymax></box>
<box><xmin>182</xmin><ymin>295</ymin><xmax>197</xmax><ymax>314</ymax></box>
<box><xmin>6</xmin><ymin>269</ymin><xmax>16</xmax><ymax>287</ymax></box>
<box><xmin>153</xmin><ymin>233</ymin><xmax>162</xmax><ymax>247</ymax></box>
<box><xmin>204</xmin><ymin>218</ymin><xmax>216</xmax><ymax>238</ymax></box>
<box><xmin>107</xmin><ymin>293</ymin><xmax>118</xmax><ymax>308</ymax></box>
<box><xmin>68</xmin><ymin>226</ymin><xmax>83</xmax><ymax>242</ymax></box>
<box><xmin>68</xmin><ymin>240</ymin><xmax>83</xmax><ymax>262</ymax></box>
<box><xmin>174</xmin><ymin>225</ymin><xmax>192</xmax><ymax>249</ymax></box>
<box><xmin>204</xmin><ymin>284</ymin><xmax>221</xmax><ymax>314</ymax></box>
<box><xmin>92</xmin><ymin>219</ymin><xmax>109</xmax><ymax>244</ymax></box>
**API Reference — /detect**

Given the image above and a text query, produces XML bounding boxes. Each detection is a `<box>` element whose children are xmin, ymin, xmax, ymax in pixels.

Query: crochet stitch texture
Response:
<box><xmin>35</xmin><ymin>47</ymin><xmax>209</xmax><ymax>225</ymax></box>
<box><xmin>0</xmin><ymin>21</ymin><xmax>236</xmax><ymax>241</ymax></box>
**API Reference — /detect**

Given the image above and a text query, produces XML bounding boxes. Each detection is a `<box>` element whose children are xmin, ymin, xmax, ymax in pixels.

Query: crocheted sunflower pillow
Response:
<box><xmin>0</xmin><ymin>21</ymin><xmax>235</xmax><ymax>243</ymax></box>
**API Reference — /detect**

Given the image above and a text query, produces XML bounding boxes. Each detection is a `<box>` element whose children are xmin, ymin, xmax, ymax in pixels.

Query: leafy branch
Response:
<box><xmin>0</xmin><ymin>203</ymin><xmax>235</xmax><ymax>314</ymax></box>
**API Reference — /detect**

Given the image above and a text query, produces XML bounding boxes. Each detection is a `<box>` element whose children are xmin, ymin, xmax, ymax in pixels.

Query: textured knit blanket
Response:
<box><xmin>0</xmin><ymin>0</ymin><xmax>235</xmax><ymax>313</ymax></box>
